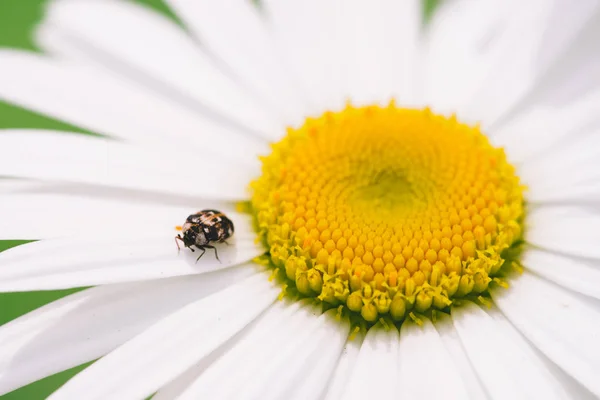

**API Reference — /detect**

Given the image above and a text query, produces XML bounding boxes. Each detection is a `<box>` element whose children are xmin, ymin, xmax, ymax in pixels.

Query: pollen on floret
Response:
<box><xmin>249</xmin><ymin>103</ymin><xmax>525</xmax><ymax>325</ymax></box>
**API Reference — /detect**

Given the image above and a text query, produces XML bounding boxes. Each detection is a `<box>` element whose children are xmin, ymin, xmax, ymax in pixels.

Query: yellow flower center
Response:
<box><xmin>250</xmin><ymin>103</ymin><xmax>525</xmax><ymax>325</ymax></box>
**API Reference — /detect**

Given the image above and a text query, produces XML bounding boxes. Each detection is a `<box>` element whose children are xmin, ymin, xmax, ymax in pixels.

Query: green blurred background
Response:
<box><xmin>0</xmin><ymin>0</ymin><xmax>439</xmax><ymax>398</ymax></box>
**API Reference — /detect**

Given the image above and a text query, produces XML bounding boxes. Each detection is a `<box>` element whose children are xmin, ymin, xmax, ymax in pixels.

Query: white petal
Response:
<box><xmin>179</xmin><ymin>303</ymin><xmax>349</xmax><ymax>400</ymax></box>
<box><xmin>321</xmin><ymin>332</ymin><xmax>363</xmax><ymax>400</ymax></box>
<box><xmin>165</xmin><ymin>0</ymin><xmax>310</xmax><ymax>127</ymax></box>
<box><xmin>516</xmin><ymin>128</ymin><xmax>600</xmax><ymax>203</ymax></box>
<box><xmin>0</xmin><ymin>130</ymin><xmax>256</xmax><ymax>201</ymax></box>
<box><xmin>522</xmin><ymin>248</ymin><xmax>600</xmax><ymax>300</ymax></box>
<box><xmin>527</xmin><ymin>183</ymin><xmax>600</xmax><ymax>205</ymax></box>
<box><xmin>486</xmin><ymin>304</ymin><xmax>591</xmax><ymax>398</ymax></box>
<box><xmin>151</xmin><ymin>312</ymin><xmax>250</xmax><ymax>400</ymax></box>
<box><xmin>49</xmin><ymin>271</ymin><xmax>279</xmax><ymax>400</ymax></box>
<box><xmin>465</xmin><ymin>0</ymin><xmax>600</xmax><ymax>126</ymax></box>
<box><xmin>397</xmin><ymin>318</ymin><xmax>470</xmax><ymax>399</ymax></box>
<box><xmin>425</xmin><ymin>0</ymin><xmax>600</xmax><ymax>126</ymax></box>
<box><xmin>423</xmin><ymin>0</ymin><xmax>514</xmax><ymax>116</ymax></box>
<box><xmin>0</xmin><ymin>179</ymin><xmax>237</xmax><ymax>209</ymax></box>
<box><xmin>518</xmin><ymin>9</ymin><xmax>600</xmax><ymax>113</ymax></box>
<box><xmin>264</xmin><ymin>0</ymin><xmax>421</xmax><ymax>112</ymax></box>
<box><xmin>153</xmin><ymin>300</ymin><xmax>300</xmax><ymax>399</ymax></box>
<box><xmin>0</xmin><ymin>265</ymin><xmax>255</xmax><ymax>395</ymax></box>
<box><xmin>174</xmin><ymin>299</ymin><xmax>307</xmax><ymax>399</ymax></box>
<box><xmin>38</xmin><ymin>0</ymin><xmax>283</xmax><ymax>140</ymax></box>
<box><xmin>0</xmin><ymin>213</ymin><xmax>263</xmax><ymax>290</ymax></box>
<box><xmin>0</xmin><ymin>179</ymin><xmax>43</xmax><ymax>193</ymax></box>
<box><xmin>434</xmin><ymin>314</ymin><xmax>489</xmax><ymax>400</ymax></box>
<box><xmin>0</xmin><ymin>192</ymin><xmax>187</xmax><ymax>240</ymax></box>
<box><xmin>527</xmin><ymin>206</ymin><xmax>600</xmax><ymax>260</ymax></box>
<box><xmin>452</xmin><ymin>301</ymin><xmax>569</xmax><ymax>400</ymax></box>
<box><xmin>0</xmin><ymin>50</ymin><xmax>268</xmax><ymax>163</ymax></box>
<box><xmin>341</xmin><ymin>323</ymin><xmax>400</xmax><ymax>399</ymax></box>
<box><xmin>261</xmin><ymin>0</ymin><xmax>346</xmax><ymax>116</ymax></box>
<box><xmin>491</xmin><ymin>88</ymin><xmax>600</xmax><ymax>165</ymax></box>
<box><xmin>258</xmin><ymin>310</ymin><xmax>349</xmax><ymax>400</ymax></box>
<box><xmin>492</xmin><ymin>271</ymin><xmax>600</xmax><ymax>397</ymax></box>
<box><xmin>151</xmin><ymin>364</ymin><xmax>206</xmax><ymax>400</ymax></box>
<box><xmin>334</xmin><ymin>0</ymin><xmax>421</xmax><ymax>107</ymax></box>
<box><xmin>525</xmin><ymin>181</ymin><xmax>600</xmax><ymax>205</ymax></box>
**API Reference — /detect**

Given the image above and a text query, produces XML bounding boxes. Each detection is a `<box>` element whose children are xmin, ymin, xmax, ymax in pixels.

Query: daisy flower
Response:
<box><xmin>1</xmin><ymin>0</ymin><xmax>600</xmax><ymax>398</ymax></box>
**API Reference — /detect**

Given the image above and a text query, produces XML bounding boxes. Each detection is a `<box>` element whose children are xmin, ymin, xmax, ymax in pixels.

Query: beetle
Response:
<box><xmin>175</xmin><ymin>209</ymin><xmax>234</xmax><ymax>262</ymax></box>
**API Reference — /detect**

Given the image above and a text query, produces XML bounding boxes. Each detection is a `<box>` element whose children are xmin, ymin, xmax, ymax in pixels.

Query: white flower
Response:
<box><xmin>1</xmin><ymin>0</ymin><xmax>600</xmax><ymax>399</ymax></box>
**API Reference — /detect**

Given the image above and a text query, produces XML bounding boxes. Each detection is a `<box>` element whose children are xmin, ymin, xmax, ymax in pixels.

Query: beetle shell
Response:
<box><xmin>177</xmin><ymin>209</ymin><xmax>234</xmax><ymax>251</ymax></box>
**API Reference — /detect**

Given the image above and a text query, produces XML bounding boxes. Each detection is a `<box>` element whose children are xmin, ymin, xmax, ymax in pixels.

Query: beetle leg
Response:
<box><xmin>195</xmin><ymin>246</ymin><xmax>206</xmax><ymax>263</ymax></box>
<box><xmin>203</xmin><ymin>245</ymin><xmax>220</xmax><ymax>263</ymax></box>
<box><xmin>175</xmin><ymin>235</ymin><xmax>183</xmax><ymax>252</ymax></box>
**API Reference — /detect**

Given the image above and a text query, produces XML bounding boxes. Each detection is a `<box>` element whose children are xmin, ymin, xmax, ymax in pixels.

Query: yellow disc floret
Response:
<box><xmin>250</xmin><ymin>103</ymin><xmax>525</xmax><ymax>324</ymax></box>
